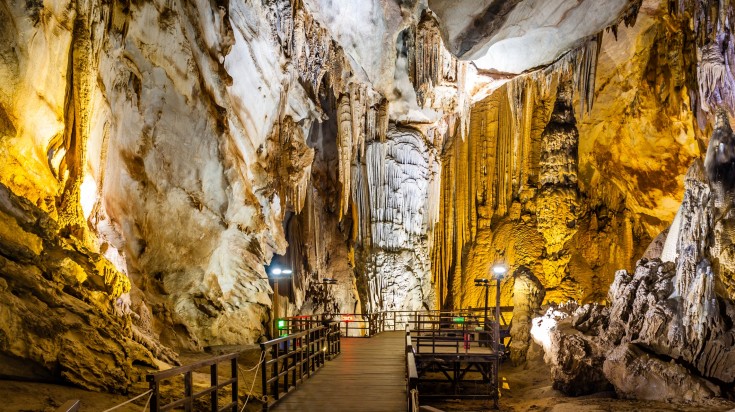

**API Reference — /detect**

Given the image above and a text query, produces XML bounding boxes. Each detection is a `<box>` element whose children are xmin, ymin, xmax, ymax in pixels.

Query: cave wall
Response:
<box><xmin>3</xmin><ymin>0</ymin><xmax>727</xmax><ymax>395</ymax></box>
<box><xmin>0</xmin><ymin>0</ymin><xmax>411</xmax><ymax>377</ymax></box>
<box><xmin>431</xmin><ymin>0</ymin><xmax>709</xmax><ymax>309</ymax></box>
<box><xmin>432</xmin><ymin>74</ymin><xmax>648</xmax><ymax>309</ymax></box>
<box><xmin>0</xmin><ymin>0</ymin><xmax>457</xmax><ymax>366</ymax></box>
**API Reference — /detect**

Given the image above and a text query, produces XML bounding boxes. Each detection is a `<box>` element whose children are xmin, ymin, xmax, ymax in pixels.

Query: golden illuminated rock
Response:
<box><xmin>4</xmin><ymin>0</ymin><xmax>735</xmax><ymax>400</ymax></box>
<box><xmin>0</xmin><ymin>182</ymin><xmax>157</xmax><ymax>391</ymax></box>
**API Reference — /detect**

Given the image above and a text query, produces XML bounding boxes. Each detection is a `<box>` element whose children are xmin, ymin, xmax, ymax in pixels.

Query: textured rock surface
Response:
<box><xmin>360</xmin><ymin>126</ymin><xmax>437</xmax><ymax>312</ymax></box>
<box><xmin>432</xmin><ymin>63</ymin><xmax>649</xmax><ymax>310</ymax></box>
<box><xmin>533</xmin><ymin>111</ymin><xmax>735</xmax><ymax>399</ymax></box>
<box><xmin>428</xmin><ymin>0</ymin><xmax>640</xmax><ymax>73</ymax></box>
<box><xmin>0</xmin><ymin>183</ymin><xmax>157</xmax><ymax>391</ymax></box>
<box><xmin>5</xmin><ymin>0</ymin><xmax>735</xmax><ymax>398</ymax></box>
<box><xmin>604</xmin><ymin>343</ymin><xmax>720</xmax><ymax>401</ymax></box>
<box><xmin>532</xmin><ymin>304</ymin><xmax>613</xmax><ymax>396</ymax></box>
<box><xmin>509</xmin><ymin>266</ymin><xmax>545</xmax><ymax>365</ymax></box>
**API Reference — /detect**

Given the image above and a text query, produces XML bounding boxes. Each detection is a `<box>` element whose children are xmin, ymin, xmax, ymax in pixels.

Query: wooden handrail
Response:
<box><xmin>406</xmin><ymin>326</ymin><xmax>419</xmax><ymax>412</ymax></box>
<box><xmin>147</xmin><ymin>352</ymin><xmax>239</xmax><ymax>382</ymax></box>
<box><xmin>260</xmin><ymin>322</ymin><xmax>341</xmax><ymax>410</ymax></box>
<box><xmin>279</xmin><ymin>308</ymin><xmax>514</xmax><ymax>340</ymax></box>
<box><xmin>146</xmin><ymin>352</ymin><xmax>238</xmax><ymax>412</ymax></box>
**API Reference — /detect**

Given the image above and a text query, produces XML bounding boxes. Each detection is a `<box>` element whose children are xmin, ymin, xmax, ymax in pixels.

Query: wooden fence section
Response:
<box><xmin>261</xmin><ymin>323</ymin><xmax>341</xmax><ymax>410</ymax></box>
<box><xmin>146</xmin><ymin>352</ymin><xmax>239</xmax><ymax>412</ymax></box>
<box><xmin>406</xmin><ymin>327</ymin><xmax>419</xmax><ymax>412</ymax></box>
<box><xmin>407</xmin><ymin>320</ymin><xmax>501</xmax><ymax>407</ymax></box>
<box><xmin>278</xmin><ymin>309</ymin><xmax>513</xmax><ymax>341</ymax></box>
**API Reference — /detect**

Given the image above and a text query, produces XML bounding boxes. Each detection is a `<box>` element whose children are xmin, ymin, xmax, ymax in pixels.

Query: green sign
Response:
<box><xmin>453</xmin><ymin>317</ymin><xmax>465</xmax><ymax>324</ymax></box>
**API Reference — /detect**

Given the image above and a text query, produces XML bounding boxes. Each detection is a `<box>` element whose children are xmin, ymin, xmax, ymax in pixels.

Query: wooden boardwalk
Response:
<box><xmin>271</xmin><ymin>331</ymin><xmax>406</xmax><ymax>411</ymax></box>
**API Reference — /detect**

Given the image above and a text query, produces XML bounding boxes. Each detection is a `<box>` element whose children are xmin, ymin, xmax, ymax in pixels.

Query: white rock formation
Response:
<box><xmin>362</xmin><ymin>126</ymin><xmax>437</xmax><ymax>312</ymax></box>
<box><xmin>429</xmin><ymin>0</ymin><xmax>640</xmax><ymax>73</ymax></box>
<box><xmin>0</xmin><ymin>0</ymin><xmax>683</xmax><ymax>393</ymax></box>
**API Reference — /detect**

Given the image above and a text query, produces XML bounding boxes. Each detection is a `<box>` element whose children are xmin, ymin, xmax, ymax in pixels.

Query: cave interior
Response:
<box><xmin>3</xmin><ymin>0</ymin><xmax>735</xmax><ymax>410</ymax></box>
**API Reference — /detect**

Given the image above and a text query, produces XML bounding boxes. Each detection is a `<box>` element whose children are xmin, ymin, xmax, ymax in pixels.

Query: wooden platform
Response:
<box><xmin>271</xmin><ymin>331</ymin><xmax>406</xmax><ymax>411</ymax></box>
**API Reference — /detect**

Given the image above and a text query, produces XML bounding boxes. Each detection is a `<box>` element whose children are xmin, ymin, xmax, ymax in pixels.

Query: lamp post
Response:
<box><xmin>266</xmin><ymin>266</ymin><xmax>292</xmax><ymax>336</ymax></box>
<box><xmin>321</xmin><ymin>278</ymin><xmax>337</xmax><ymax>319</ymax></box>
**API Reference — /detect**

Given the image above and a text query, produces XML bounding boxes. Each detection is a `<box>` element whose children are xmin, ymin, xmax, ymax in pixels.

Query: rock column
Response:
<box><xmin>509</xmin><ymin>265</ymin><xmax>545</xmax><ymax>365</ymax></box>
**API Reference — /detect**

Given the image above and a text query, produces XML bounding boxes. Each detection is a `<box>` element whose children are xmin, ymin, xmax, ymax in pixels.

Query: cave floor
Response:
<box><xmin>2</xmin><ymin>343</ymin><xmax>735</xmax><ymax>412</ymax></box>
<box><xmin>425</xmin><ymin>346</ymin><xmax>735</xmax><ymax>412</ymax></box>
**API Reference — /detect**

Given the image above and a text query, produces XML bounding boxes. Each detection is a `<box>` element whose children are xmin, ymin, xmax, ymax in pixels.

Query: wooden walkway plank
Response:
<box><xmin>271</xmin><ymin>331</ymin><xmax>406</xmax><ymax>412</ymax></box>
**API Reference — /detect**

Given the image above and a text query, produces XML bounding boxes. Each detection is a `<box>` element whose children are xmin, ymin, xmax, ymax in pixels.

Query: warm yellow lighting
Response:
<box><xmin>80</xmin><ymin>174</ymin><xmax>97</xmax><ymax>219</ymax></box>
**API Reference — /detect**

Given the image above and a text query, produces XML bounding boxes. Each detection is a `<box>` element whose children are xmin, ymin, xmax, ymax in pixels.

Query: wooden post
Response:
<box><xmin>184</xmin><ymin>371</ymin><xmax>193</xmax><ymax>412</ymax></box>
<box><xmin>149</xmin><ymin>380</ymin><xmax>160</xmax><ymax>412</ymax></box>
<box><xmin>305</xmin><ymin>329</ymin><xmax>311</xmax><ymax>376</ymax></box>
<box><xmin>210</xmin><ymin>363</ymin><xmax>218</xmax><ymax>412</ymax></box>
<box><xmin>284</xmin><ymin>337</ymin><xmax>290</xmax><ymax>391</ymax></box>
<box><xmin>231</xmin><ymin>357</ymin><xmax>238</xmax><ymax>412</ymax></box>
<box><xmin>260</xmin><ymin>344</ymin><xmax>268</xmax><ymax>410</ymax></box>
<box><xmin>273</xmin><ymin>344</ymin><xmax>279</xmax><ymax>400</ymax></box>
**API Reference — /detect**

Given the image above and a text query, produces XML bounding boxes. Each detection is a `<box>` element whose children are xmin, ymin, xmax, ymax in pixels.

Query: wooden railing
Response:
<box><xmin>146</xmin><ymin>352</ymin><xmax>239</xmax><ymax>412</ymax></box>
<box><xmin>260</xmin><ymin>322</ymin><xmax>341</xmax><ymax>410</ymax></box>
<box><xmin>411</xmin><ymin>313</ymin><xmax>498</xmax><ymax>354</ymax></box>
<box><xmin>278</xmin><ymin>308</ymin><xmax>514</xmax><ymax>340</ymax></box>
<box><xmin>277</xmin><ymin>313</ymin><xmax>382</xmax><ymax>337</ymax></box>
<box><xmin>405</xmin><ymin>326</ymin><xmax>419</xmax><ymax>412</ymax></box>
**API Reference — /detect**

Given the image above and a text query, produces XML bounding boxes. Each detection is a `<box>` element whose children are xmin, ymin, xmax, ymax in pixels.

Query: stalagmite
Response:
<box><xmin>536</xmin><ymin>79</ymin><xmax>580</xmax><ymax>289</ymax></box>
<box><xmin>509</xmin><ymin>266</ymin><xmax>545</xmax><ymax>365</ymax></box>
<box><xmin>8</xmin><ymin>1</ymin><xmax>735</xmax><ymax>408</ymax></box>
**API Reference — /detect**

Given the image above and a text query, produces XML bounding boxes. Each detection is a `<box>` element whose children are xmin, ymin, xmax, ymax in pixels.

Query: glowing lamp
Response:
<box><xmin>269</xmin><ymin>267</ymin><xmax>293</xmax><ymax>276</ymax></box>
<box><xmin>342</xmin><ymin>315</ymin><xmax>353</xmax><ymax>322</ymax></box>
<box><xmin>492</xmin><ymin>265</ymin><xmax>507</xmax><ymax>279</ymax></box>
<box><xmin>277</xmin><ymin>319</ymin><xmax>287</xmax><ymax>330</ymax></box>
<box><xmin>453</xmin><ymin>316</ymin><xmax>465</xmax><ymax>324</ymax></box>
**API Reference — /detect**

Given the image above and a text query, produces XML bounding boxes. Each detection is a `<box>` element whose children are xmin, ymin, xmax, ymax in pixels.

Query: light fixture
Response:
<box><xmin>269</xmin><ymin>267</ymin><xmax>293</xmax><ymax>276</ymax></box>
<box><xmin>492</xmin><ymin>265</ymin><xmax>507</xmax><ymax>278</ymax></box>
<box><xmin>474</xmin><ymin>278</ymin><xmax>489</xmax><ymax>286</ymax></box>
<box><xmin>322</xmin><ymin>278</ymin><xmax>337</xmax><ymax>284</ymax></box>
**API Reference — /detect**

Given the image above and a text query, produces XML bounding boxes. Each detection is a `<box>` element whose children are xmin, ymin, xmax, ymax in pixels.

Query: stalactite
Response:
<box><xmin>670</xmin><ymin>0</ymin><xmax>735</xmax><ymax>120</ymax></box>
<box><xmin>336</xmin><ymin>94</ymin><xmax>353</xmax><ymax>219</ymax></box>
<box><xmin>411</xmin><ymin>10</ymin><xmax>461</xmax><ymax>106</ymax></box>
<box><xmin>377</xmin><ymin>99</ymin><xmax>389</xmax><ymax>142</ymax></box>
<box><xmin>57</xmin><ymin>3</ymin><xmax>109</xmax><ymax>242</ymax></box>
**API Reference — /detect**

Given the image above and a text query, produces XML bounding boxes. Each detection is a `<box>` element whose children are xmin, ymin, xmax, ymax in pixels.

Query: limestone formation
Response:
<box><xmin>532</xmin><ymin>304</ymin><xmax>613</xmax><ymax>396</ymax></box>
<box><xmin>604</xmin><ymin>343</ymin><xmax>720</xmax><ymax>401</ymax></box>
<box><xmin>533</xmin><ymin>111</ymin><xmax>735</xmax><ymax>399</ymax></box>
<box><xmin>0</xmin><ymin>183</ymin><xmax>158</xmax><ymax>392</ymax></box>
<box><xmin>4</xmin><ymin>0</ymin><xmax>735</xmax><ymax>399</ymax></box>
<box><xmin>509</xmin><ymin>266</ymin><xmax>545</xmax><ymax>365</ymax></box>
<box><xmin>536</xmin><ymin>79</ymin><xmax>580</xmax><ymax>291</ymax></box>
